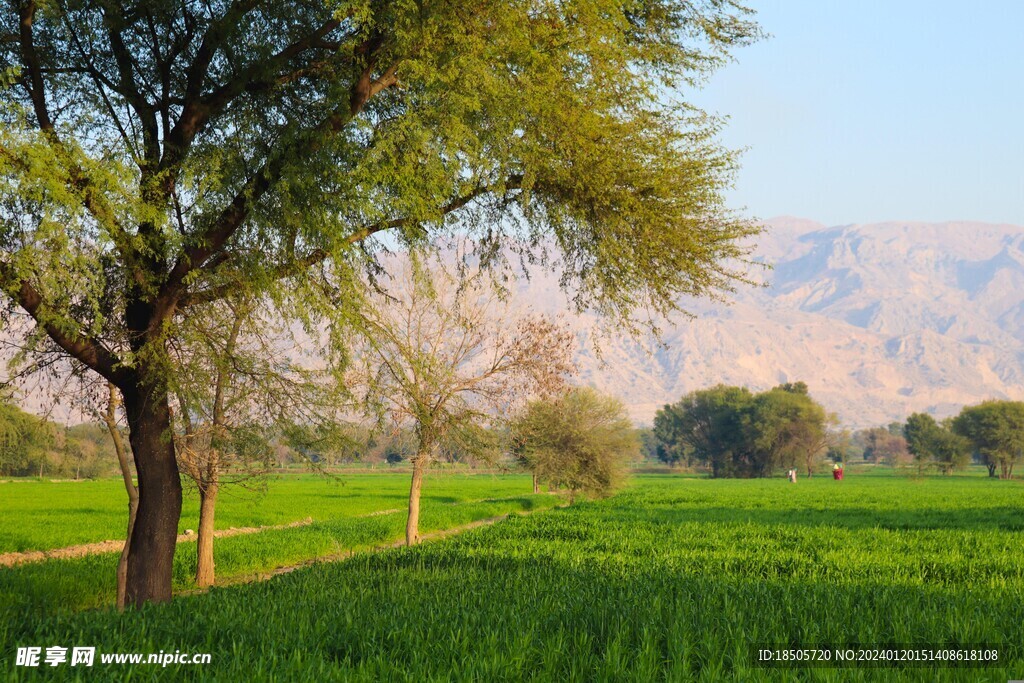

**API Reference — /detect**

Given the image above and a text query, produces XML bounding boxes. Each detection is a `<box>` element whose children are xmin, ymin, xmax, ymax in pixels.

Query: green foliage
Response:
<box><xmin>5</xmin><ymin>475</ymin><xmax>1024</xmax><ymax>680</ymax></box>
<box><xmin>656</xmin><ymin>384</ymin><xmax>752</xmax><ymax>475</ymax></box>
<box><xmin>511</xmin><ymin>387</ymin><xmax>638</xmax><ymax>500</ymax></box>
<box><xmin>281</xmin><ymin>420</ymin><xmax>363</xmax><ymax>466</ymax></box>
<box><xmin>651</xmin><ymin>402</ymin><xmax>693</xmax><ymax>466</ymax></box>
<box><xmin>634</xmin><ymin>427</ymin><xmax>659</xmax><ymax>462</ymax></box>
<box><xmin>0</xmin><ymin>0</ymin><xmax>762</xmax><ymax>389</ymax></box>
<box><xmin>744</xmin><ymin>385</ymin><xmax>829</xmax><ymax>476</ymax></box>
<box><xmin>2</xmin><ymin>0</ymin><xmax>763</xmax><ymax>600</ymax></box>
<box><xmin>654</xmin><ymin>383</ymin><xmax>830</xmax><ymax>477</ymax></box>
<box><xmin>0</xmin><ymin>398</ymin><xmax>54</xmax><ymax>476</ymax></box>
<box><xmin>952</xmin><ymin>400</ymin><xmax>1024</xmax><ymax>479</ymax></box>
<box><xmin>904</xmin><ymin>413</ymin><xmax>970</xmax><ymax>475</ymax></box>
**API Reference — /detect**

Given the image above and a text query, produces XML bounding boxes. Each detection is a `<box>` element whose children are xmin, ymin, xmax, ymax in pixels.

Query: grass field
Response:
<box><xmin>3</xmin><ymin>472</ymin><xmax>1024</xmax><ymax>680</ymax></box>
<box><xmin>0</xmin><ymin>472</ymin><xmax>557</xmax><ymax>619</ymax></box>
<box><xmin>0</xmin><ymin>472</ymin><xmax>539</xmax><ymax>553</ymax></box>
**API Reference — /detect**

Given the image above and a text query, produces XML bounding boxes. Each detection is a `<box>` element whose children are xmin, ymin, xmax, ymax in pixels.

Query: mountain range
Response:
<box><xmin>532</xmin><ymin>217</ymin><xmax>1024</xmax><ymax>428</ymax></box>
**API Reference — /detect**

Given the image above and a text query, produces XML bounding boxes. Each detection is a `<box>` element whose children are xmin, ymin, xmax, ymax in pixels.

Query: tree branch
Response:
<box><xmin>160</xmin><ymin>10</ymin><xmax>345</xmax><ymax>188</ymax></box>
<box><xmin>162</xmin><ymin>49</ymin><xmax>401</xmax><ymax>311</ymax></box>
<box><xmin>15</xmin><ymin>0</ymin><xmax>53</xmax><ymax>131</ymax></box>
<box><xmin>13</xmin><ymin>4</ymin><xmax>137</xmax><ymax>263</ymax></box>
<box><xmin>0</xmin><ymin>263</ymin><xmax>127</xmax><ymax>385</ymax></box>
<box><xmin>100</xmin><ymin>2</ymin><xmax>161</xmax><ymax>173</ymax></box>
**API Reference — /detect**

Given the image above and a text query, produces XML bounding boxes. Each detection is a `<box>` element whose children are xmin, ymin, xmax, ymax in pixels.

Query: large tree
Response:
<box><xmin>1</xmin><ymin>0</ymin><xmax>760</xmax><ymax>605</ymax></box>
<box><xmin>655</xmin><ymin>384</ymin><xmax>753</xmax><ymax>477</ymax></box>
<box><xmin>952</xmin><ymin>401</ymin><xmax>1024</xmax><ymax>479</ymax></box>
<box><xmin>654</xmin><ymin>382</ymin><xmax>831</xmax><ymax>478</ymax></box>
<box><xmin>745</xmin><ymin>384</ymin><xmax>831</xmax><ymax>478</ymax></box>
<box><xmin>903</xmin><ymin>413</ymin><xmax>970</xmax><ymax>475</ymax></box>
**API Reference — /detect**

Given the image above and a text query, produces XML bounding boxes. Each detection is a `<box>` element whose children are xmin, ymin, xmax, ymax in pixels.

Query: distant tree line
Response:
<box><xmin>0</xmin><ymin>396</ymin><xmax>123</xmax><ymax>479</ymax></box>
<box><xmin>0</xmin><ymin>394</ymin><xmax>425</xmax><ymax>479</ymax></box>
<box><xmin>651</xmin><ymin>382</ymin><xmax>834</xmax><ymax>478</ymax></box>
<box><xmin>821</xmin><ymin>400</ymin><xmax>1024</xmax><ymax>478</ymax></box>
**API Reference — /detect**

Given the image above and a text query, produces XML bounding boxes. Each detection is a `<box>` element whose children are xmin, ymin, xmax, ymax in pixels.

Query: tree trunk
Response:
<box><xmin>988</xmin><ymin>463</ymin><xmax>997</xmax><ymax>478</ymax></box>
<box><xmin>406</xmin><ymin>453</ymin><xmax>428</xmax><ymax>546</ymax></box>
<box><xmin>122</xmin><ymin>379</ymin><xmax>182</xmax><ymax>607</ymax></box>
<box><xmin>105</xmin><ymin>383</ymin><xmax>138</xmax><ymax>612</ymax></box>
<box><xmin>116</xmin><ymin>495</ymin><xmax>139</xmax><ymax>610</ymax></box>
<box><xmin>532</xmin><ymin>471</ymin><xmax>539</xmax><ymax>494</ymax></box>
<box><xmin>195</xmin><ymin>482</ymin><xmax>218</xmax><ymax>587</ymax></box>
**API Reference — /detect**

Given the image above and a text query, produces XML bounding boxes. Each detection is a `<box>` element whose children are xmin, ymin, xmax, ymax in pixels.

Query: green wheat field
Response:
<box><xmin>3</xmin><ymin>471</ymin><xmax>1024</xmax><ymax>681</ymax></box>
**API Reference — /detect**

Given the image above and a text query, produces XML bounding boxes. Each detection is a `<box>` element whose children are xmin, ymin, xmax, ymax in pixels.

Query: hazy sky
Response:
<box><xmin>688</xmin><ymin>0</ymin><xmax>1024</xmax><ymax>227</ymax></box>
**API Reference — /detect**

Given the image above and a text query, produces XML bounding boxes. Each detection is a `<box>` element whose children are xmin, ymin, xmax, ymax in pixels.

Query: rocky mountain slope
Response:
<box><xmin>541</xmin><ymin>217</ymin><xmax>1024</xmax><ymax>427</ymax></box>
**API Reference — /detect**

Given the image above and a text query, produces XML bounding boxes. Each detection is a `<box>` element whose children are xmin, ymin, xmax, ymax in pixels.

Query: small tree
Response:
<box><xmin>352</xmin><ymin>264</ymin><xmax>573</xmax><ymax>545</ymax></box>
<box><xmin>170</xmin><ymin>297</ymin><xmax>339</xmax><ymax>586</ymax></box>
<box><xmin>101</xmin><ymin>382</ymin><xmax>135</xmax><ymax>611</ymax></box>
<box><xmin>827</xmin><ymin>427</ymin><xmax>853</xmax><ymax>467</ymax></box>
<box><xmin>512</xmin><ymin>387</ymin><xmax>638</xmax><ymax>502</ymax></box>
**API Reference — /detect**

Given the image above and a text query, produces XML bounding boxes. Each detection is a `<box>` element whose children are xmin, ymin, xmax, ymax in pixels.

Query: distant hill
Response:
<box><xmin>522</xmin><ymin>217</ymin><xmax>1024</xmax><ymax>427</ymax></box>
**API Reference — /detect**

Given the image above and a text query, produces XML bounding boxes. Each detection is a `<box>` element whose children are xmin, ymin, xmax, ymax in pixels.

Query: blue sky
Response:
<box><xmin>688</xmin><ymin>0</ymin><xmax>1024</xmax><ymax>227</ymax></box>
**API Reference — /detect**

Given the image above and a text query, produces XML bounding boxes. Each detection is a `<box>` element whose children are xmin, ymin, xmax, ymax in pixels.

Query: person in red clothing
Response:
<box><xmin>832</xmin><ymin>462</ymin><xmax>844</xmax><ymax>480</ymax></box>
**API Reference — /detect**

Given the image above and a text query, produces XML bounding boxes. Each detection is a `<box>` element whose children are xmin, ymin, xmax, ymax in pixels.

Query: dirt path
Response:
<box><xmin>0</xmin><ymin>517</ymin><xmax>316</xmax><ymax>568</ymax></box>
<box><xmin>179</xmin><ymin>513</ymin><xmax>516</xmax><ymax>596</ymax></box>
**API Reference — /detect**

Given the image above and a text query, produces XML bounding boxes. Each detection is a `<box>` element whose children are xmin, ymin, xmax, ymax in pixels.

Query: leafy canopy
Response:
<box><xmin>903</xmin><ymin>412</ymin><xmax>970</xmax><ymax>475</ymax></box>
<box><xmin>653</xmin><ymin>382</ymin><xmax>831</xmax><ymax>477</ymax></box>
<box><xmin>511</xmin><ymin>386</ymin><xmax>638</xmax><ymax>499</ymax></box>
<box><xmin>952</xmin><ymin>401</ymin><xmax>1024</xmax><ymax>478</ymax></box>
<box><xmin>0</xmin><ymin>0</ymin><xmax>762</xmax><ymax>390</ymax></box>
